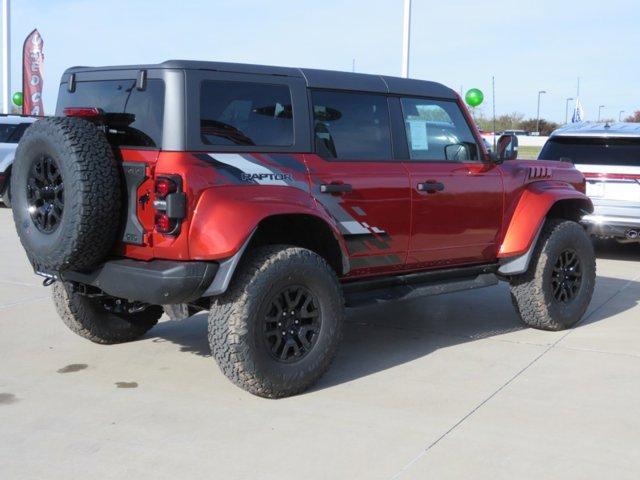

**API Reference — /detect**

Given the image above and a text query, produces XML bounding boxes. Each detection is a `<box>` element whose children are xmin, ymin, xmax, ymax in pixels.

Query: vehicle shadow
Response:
<box><xmin>593</xmin><ymin>238</ymin><xmax>640</xmax><ymax>262</ymax></box>
<box><xmin>149</xmin><ymin>266</ymin><xmax>640</xmax><ymax>393</ymax></box>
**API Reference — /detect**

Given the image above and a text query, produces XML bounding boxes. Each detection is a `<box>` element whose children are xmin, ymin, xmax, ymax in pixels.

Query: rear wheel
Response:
<box><xmin>509</xmin><ymin>219</ymin><xmax>596</xmax><ymax>331</ymax></box>
<box><xmin>52</xmin><ymin>281</ymin><xmax>162</xmax><ymax>344</ymax></box>
<box><xmin>1</xmin><ymin>172</ymin><xmax>11</xmax><ymax>208</ymax></box>
<box><xmin>208</xmin><ymin>246</ymin><xmax>344</xmax><ymax>398</ymax></box>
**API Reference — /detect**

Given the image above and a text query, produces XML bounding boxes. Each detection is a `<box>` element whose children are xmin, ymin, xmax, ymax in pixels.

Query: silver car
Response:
<box><xmin>0</xmin><ymin>115</ymin><xmax>38</xmax><ymax>207</ymax></box>
<box><xmin>539</xmin><ymin>122</ymin><xmax>640</xmax><ymax>243</ymax></box>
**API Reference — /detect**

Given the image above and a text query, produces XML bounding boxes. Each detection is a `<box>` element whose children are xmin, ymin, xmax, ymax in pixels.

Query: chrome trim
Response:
<box><xmin>582</xmin><ymin>214</ymin><xmax>640</xmax><ymax>228</ymax></box>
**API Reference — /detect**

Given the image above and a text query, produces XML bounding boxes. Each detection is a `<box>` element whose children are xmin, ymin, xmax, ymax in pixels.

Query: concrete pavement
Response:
<box><xmin>1</xmin><ymin>207</ymin><xmax>639</xmax><ymax>480</ymax></box>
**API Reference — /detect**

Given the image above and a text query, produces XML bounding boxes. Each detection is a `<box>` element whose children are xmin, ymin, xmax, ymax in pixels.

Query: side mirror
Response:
<box><xmin>444</xmin><ymin>143</ymin><xmax>471</xmax><ymax>162</ymax></box>
<box><xmin>496</xmin><ymin>134</ymin><xmax>518</xmax><ymax>161</ymax></box>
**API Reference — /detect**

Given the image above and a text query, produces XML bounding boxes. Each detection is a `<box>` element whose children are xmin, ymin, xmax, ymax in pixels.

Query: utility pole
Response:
<box><xmin>1</xmin><ymin>0</ymin><xmax>10</xmax><ymax>114</ymax></box>
<box><xmin>492</xmin><ymin>76</ymin><xmax>496</xmax><ymax>149</ymax></box>
<box><xmin>352</xmin><ymin>58</ymin><xmax>355</xmax><ymax>73</ymax></box>
<box><xmin>536</xmin><ymin>90</ymin><xmax>546</xmax><ymax>134</ymax></box>
<box><xmin>401</xmin><ymin>0</ymin><xmax>411</xmax><ymax>78</ymax></box>
<box><xmin>598</xmin><ymin>105</ymin><xmax>605</xmax><ymax>122</ymax></box>
<box><xmin>619</xmin><ymin>110</ymin><xmax>625</xmax><ymax>122</ymax></box>
<box><xmin>565</xmin><ymin>97</ymin><xmax>573</xmax><ymax>124</ymax></box>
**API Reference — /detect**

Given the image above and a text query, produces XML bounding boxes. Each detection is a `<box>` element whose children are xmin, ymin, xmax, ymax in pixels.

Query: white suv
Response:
<box><xmin>539</xmin><ymin>122</ymin><xmax>640</xmax><ymax>243</ymax></box>
<box><xmin>1</xmin><ymin>115</ymin><xmax>38</xmax><ymax>207</ymax></box>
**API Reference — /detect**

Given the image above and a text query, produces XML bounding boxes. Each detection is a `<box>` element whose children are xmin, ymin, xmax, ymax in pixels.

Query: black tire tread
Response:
<box><xmin>208</xmin><ymin>246</ymin><xmax>344</xmax><ymax>398</ymax></box>
<box><xmin>509</xmin><ymin>219</ymin><xmax>596</xmax><ymax>331</ymax></box>
<box><xmin>52</xmin><ymin>281</ymin><xmax>162</xmax><ymax>344</ymax></box>
<box><xmin>12</xmin><ymin>117</ymin><xmax>121</xmax><ymax>272</ymax></box>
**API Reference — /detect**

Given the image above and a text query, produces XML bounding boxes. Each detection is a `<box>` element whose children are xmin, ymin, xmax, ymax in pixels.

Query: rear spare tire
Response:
<box><xmin>11</xmin><ymin>117</ymin><xmax>121</xmax><ymax>273</ymax></box>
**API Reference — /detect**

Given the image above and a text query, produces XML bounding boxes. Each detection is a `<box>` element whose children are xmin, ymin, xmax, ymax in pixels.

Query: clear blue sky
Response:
<box><xmin>4</xmin><ymin>0</ymin><xmax>639</xmax><ymax>122</ymax></box>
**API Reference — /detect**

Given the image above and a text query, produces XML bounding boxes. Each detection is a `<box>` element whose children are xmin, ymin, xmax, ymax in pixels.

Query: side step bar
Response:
<box><xmin>342</xmin><ymin>264</ymin><xmax>499</xmax><ymax>308</ymax></box>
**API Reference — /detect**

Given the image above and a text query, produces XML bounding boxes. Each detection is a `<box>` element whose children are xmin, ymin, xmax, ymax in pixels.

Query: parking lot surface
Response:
<box><xmin>1</xmin><ymin>207</ymin><xmax>639</xmax><ymax>480</ymax></box>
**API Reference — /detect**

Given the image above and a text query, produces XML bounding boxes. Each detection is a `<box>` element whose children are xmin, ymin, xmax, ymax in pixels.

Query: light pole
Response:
<box><xmin>619</xmin><ymin>110</ymin><xmax>625</xmax><ymax>122</ymax></box>
<box><xmin>1</xmin><ymin>0</ymin><xmax>10</xmax><ymax>114</ymax></box>
<box><xmin>565</xmin><ymin>97</ymin><xmax>574</xmax><ymax>124</ymax></box>
<box><xmin>536</xmin><ymin>90</ymin><xmax>546</xmax><ymax>134</ymax></box>
<box><xmin>401</xmin><ymin>0</ymin><xmax>411</xmax><ymax>78</ymax></box>
<box><xmin>598</xmin><ymin>105</ymin><xmax>605</xmax><ymax>122</ymax></box>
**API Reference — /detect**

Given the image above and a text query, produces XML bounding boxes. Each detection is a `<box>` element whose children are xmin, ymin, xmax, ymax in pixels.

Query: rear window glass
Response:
<box><xmin>539</xmin><ymin>137</ymin><xmax>640</xmax><ymax>166</ymax></box>
<box><xmin>200</xmin><ymin>80</ymin><xmax>293</xmax><ymax>147</ymax></box>
<box><xmin>56</xmin><ymin>79</ymin><xmax>165</xmax><ymax>148</ymax></box>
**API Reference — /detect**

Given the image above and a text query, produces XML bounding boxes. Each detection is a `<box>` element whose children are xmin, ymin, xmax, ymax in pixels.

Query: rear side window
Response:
<box><xmin>312</xmin><ymin>90</ymin><xmax>391</xmax><ymax>160</ymax></box>
<box><xmin>0</xmin><ymin>124</ymin><xmax>17</xmax><ymax>143</ymax></box>
<box><xmin>200</xmin><ymin>81</ymin><xmax>293</xmax><ymax>147</ymax></box>
<box><xmin>400</xmin><ymin>98</ymin><xmax>479</xmax><ymax>162</ymax></box>
<box><xmin>539</xmin><ymin>137</ymin><xmax>640</xmax><ymax>166</ymax></box>
<box><xmin>56</xmin><ymin>79</ymin><xmax>165</xmax><ymax>148</ymax></box>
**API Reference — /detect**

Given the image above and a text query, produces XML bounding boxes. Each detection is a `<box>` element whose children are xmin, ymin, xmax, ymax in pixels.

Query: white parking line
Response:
<box><xmin>390</xmin><ymin>271</ymin><xmax>640</xmax><ymax>479</ymax></box>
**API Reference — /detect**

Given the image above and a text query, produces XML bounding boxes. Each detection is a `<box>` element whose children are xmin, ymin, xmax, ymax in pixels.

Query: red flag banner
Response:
<box><xmin>22</xmin><ymin>29</ymin><xmax>44</xmax><ymax>116</ymax></box>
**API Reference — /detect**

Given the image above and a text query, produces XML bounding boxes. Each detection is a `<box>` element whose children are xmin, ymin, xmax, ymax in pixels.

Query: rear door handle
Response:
<box><xmin>320</xmin><ymin>183</ymin><xmax>353</xmax><ymax>194</ymax></box>
<box><xmin>417</xmin><ymin>181</ymin><xmax>445</xmax><ymax>193</ymax></box>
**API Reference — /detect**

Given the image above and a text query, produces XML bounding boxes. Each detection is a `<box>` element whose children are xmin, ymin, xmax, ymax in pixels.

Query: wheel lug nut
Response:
<box><xmin>294</xmin><ymin>320</ymin><xmax>299</xmax><ymax>324</ymax></box>
<box><xmin>289</xmin><ymin>330</ymin><xmax>294</xmax><ymax>334</ymax></box>
<box><xmin>282</xmin><ymin>312</ymin><xmax>287</xmax><ymax>316</ymax></box>
<box><xmin>281</xmin><ymin>331</ymin><xmax>286</xmax><ymax>336</ymax></box>
<box><xmin>290</xmin><ymin>311</ymin><xmax>295</xmax><ymax>315</ymax></box>
<box><xmin>278</xmin><ymin>322</ymin><xmax>282</xmax><ymax>327</ymax></box>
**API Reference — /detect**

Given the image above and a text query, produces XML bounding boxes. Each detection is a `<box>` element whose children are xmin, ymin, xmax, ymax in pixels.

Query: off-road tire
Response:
<box><xmin>1</xmin><ymin>172</ymin><xmax>11</xmax><ymax>208</ymax></box>
<box><xmin>208</xmin><ymin>246</ymin><xmax>344</xmax><ymax>398</ymax></box>
<box><xmin>11</xmin><ymin>117</ymin><xmax>121</xmax><ymax>273</ymax></box>
<box><xmin>52</xmin><ymin>281</ymin><xmax>162</xmax><ymax>344</ymax></box>
<box><xmin>510</xmin><ymin>219</ymin><xmax>596</xmax><ymax>331</ymax></box>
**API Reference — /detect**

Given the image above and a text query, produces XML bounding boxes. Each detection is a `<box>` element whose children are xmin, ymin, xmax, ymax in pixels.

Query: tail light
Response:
<box><xmin>153</xmin><ymin>175</ymin><xmax>186</xmax><ymax>236</ymax></box>
<box><xmin>63</xmin><ymin>107</ymin><xmax>103</xmax><ymax>118</ymax></box>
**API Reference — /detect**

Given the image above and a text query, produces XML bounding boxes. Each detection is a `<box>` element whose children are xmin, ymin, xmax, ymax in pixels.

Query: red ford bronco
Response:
<box><xmin>11</xmin><ymin>61</ymin><xmax>595</xmax><ymax>398</ymax></box>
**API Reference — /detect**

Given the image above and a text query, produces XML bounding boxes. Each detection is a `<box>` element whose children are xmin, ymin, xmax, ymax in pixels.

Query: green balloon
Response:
<box><xmin>465</xmin><ymin>88</ymin><xmax>484</xmax><ymax>107</ymax></box>
<box><xmin>12</xmin><ymin>92</ymin><xmax>23</xmax><ymax>107</ymax></box>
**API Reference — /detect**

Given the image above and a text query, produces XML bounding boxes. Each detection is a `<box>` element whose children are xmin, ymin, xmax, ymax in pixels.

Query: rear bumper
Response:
<box><xmin>581</xmin><ymin>200</ymin><xmax>640</xmax><ymax>237</ymax></box>
<box><xmin>61</xmin><ymin>259</ymin><xmax>219</xmax><ymax>304</ymax></box>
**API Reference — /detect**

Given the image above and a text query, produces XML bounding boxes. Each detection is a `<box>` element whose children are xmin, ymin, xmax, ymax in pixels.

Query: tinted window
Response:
<box><xmin>312</xmin><ymin>90</ymin><xmax>392</xmax><ymax>160</ymax></box>
<box><xmin>539</xmin><ymin>137</ymin><xmax>640</xmax><ymax>166</ymax></box>
<box><xmin>400</xmin><ymin>98</ymin><xmax>478</xmax><ymax>161</ymax></box>
<box><xmin>0</xmin><ymin>124</ymin><xmax>17</xmax><ymax>143</ymax></box>
<box><xmin>56</xmin><ymin>79</ymin><xmax>165</xmax><ymax>148</ymax></box>
<box><xmin>200</xmin><ymin>81</ymin><xmax>293</xmax><ymax>147</ymax></box>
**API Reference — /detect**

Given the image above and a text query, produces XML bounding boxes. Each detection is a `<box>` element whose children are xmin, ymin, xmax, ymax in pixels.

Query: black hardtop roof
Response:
<box><xmin>63</xmin><ymin>60</ymin><xmax>457</xmax><ymax>99</ymax></box>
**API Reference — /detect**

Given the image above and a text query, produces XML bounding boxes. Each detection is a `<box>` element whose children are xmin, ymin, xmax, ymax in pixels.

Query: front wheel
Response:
<box><xmin>509</xmin><ymin>219</ymin><xmax>596</xmax><ymax>331</ymax></box>
<box><xmin>208</xmin><ymin>246</ymin><xmax>344</xmax><ymax>398</ymax></box>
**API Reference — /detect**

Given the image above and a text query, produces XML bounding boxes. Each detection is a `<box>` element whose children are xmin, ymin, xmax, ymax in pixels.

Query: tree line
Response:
<box><xmin>472</xmin><ymin>110</ymin><xmax>640</xmax><ymax>136</ymax></box>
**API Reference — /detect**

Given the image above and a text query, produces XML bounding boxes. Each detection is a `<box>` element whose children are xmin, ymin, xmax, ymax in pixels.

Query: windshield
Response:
<box><xmin>56</xmin><ymin>79</ymin><xmax>165</xmax><ymax>148</ymax></box>
<box><xmin>539</xmin><ymin>136</ymin><xmax>640</xmax><ymax>166</ymax></box>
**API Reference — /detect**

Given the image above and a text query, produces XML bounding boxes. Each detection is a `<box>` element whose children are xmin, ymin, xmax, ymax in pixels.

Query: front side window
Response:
<box><xmin>401</xmin><ymin>98</ymin><xmax>478</xmax><ymax>162</ymax></box>
<box><xmin>312</xmin><ymin>90</ymin><xmax>392</xmax><ymax>160</ymax></box>
<box><xmin>200</xmin><ymin>81</ymin><xmax>293</xmax><ymax>147</ymax></box>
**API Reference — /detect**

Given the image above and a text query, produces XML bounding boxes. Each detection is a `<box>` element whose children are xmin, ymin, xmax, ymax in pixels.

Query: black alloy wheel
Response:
<box><xmin>262</xmin><ymin>285</ymin><xmax>322</xmax><ymax>363</ymax></box>
<box><xmin>26</xmin><ymin>155</ymin><xmax>64</xmax><ymax>234</ymax></box>
<box><xmin>551</xmin><ymin>248</ymin><xmax>582</xmax><ymax>303</ymax></box>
